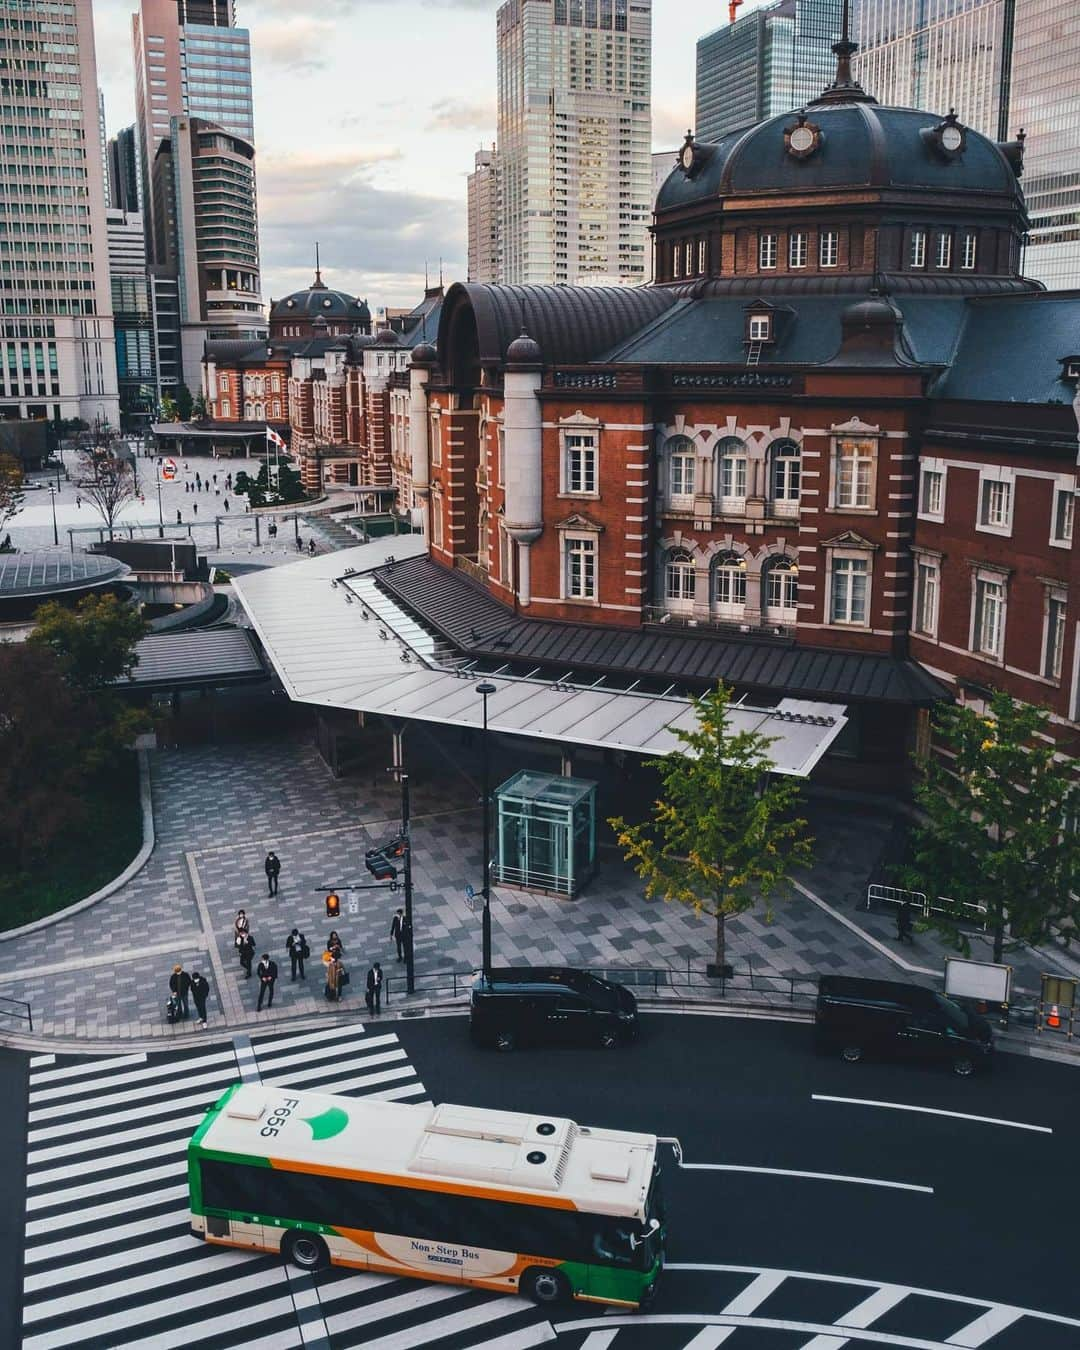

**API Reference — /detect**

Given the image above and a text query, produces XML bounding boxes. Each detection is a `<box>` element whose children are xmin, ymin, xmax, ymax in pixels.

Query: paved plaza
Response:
<box><xmin>0</xmin><ymin>715</ymin><xmax>1076</xmax><ymax>1046</ymax></box>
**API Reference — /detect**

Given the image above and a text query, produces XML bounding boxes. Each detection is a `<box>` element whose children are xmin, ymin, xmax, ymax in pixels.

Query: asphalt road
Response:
<box><xmin>0</xmin><ymin>1047</ymin><xmax>29</xmax><ymax>1350</ymax></box>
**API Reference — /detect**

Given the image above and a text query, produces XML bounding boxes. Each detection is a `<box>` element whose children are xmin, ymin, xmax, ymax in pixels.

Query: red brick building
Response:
<box><xmin>380</xmin><ymin>54</ymin><xmax>1079</xmax><ymax>786</ymax></box>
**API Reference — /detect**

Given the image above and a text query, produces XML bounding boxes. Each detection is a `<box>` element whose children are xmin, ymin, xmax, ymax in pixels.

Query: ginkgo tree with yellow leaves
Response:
<box><xmin>609</xmin><ymin>684</ymin><xmax>814</xmax><ymax>978</ymax></box>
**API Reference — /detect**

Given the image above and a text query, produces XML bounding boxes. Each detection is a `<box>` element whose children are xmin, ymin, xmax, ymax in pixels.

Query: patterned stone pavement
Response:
<box><xmin>0</xmin><ymin>719</ymin><xmax>1072</xmax><ymax>1043</ymax></box>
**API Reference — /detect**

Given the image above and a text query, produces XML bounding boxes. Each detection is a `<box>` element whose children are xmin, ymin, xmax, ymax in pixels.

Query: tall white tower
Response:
<box><xmin>496</xmin><ymin>0</ymin><xmax>652</xmax><ymax>287</ymax></box>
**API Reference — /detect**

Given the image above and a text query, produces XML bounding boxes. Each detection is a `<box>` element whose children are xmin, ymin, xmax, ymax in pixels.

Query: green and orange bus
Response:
<box><xmin>188</xmin><ymin>1083</ymin><xmax>666</xmax><ymax>1308</ymax></box>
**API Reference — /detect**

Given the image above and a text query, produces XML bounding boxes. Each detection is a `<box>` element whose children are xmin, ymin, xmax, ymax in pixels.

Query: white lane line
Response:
<box><xmin>811</xmin><ymin>1095</ymin><xmax>1053</xmax><ymax>1135</ymax></box>
<box><xmin>357</xmin><ymin>1294</ymin><xmax>533</xmax><ymax>1350</ymax></box>
<box><xmin>24</xmin><ymin>1183</ymin><xmax>189</xmax><ymax>1237</ymax></box>
<box><xmin>29</xmin><ymin>1048</ymin><xmax>236</xmax><ymax>1103</ymax></box>
<box><xmin>24</xmin><ymin>1232</ymin><xmax>193</xmax><ymax>1289</ymax></box>
<box><xmin>682</xmin><ymin>1329</ymin><xmax>738</xmax><ymax>1348</ymax></box>
<box><xmin>24</xmin><ymin>1208</ymin><xmax>188</xmax><ymax>1264</ymax></box>
<box><xmin>680</xmin><ymin>1163</ymin><xmax>933</xmax><ymax>1195</ymax></box>
<box><xmin>946</xmin><ymin>1306</ymin><xmax>1025</xmax><ymax>1346</ymax></box>
<box><xmin>664</xmin><ymin>1267</ymin><xmax>1080</xmax><ymax>1333</ymax></box>
<box><xmin>554</xmin><ymin>1314</ymin><xmax>951</xmax><ymax>1349</ymax></box>
<box><xmin>29</xmin><ymin>1052</ymin><xmax>143</xmax><ymax>1083</ymax></box>
<box><xmin>724</xmin><ymin>1272</ymin><xmax>786</xmax><ymax>1316</ymax></box>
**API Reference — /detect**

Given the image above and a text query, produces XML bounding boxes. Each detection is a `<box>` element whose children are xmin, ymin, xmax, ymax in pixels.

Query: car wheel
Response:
<box><xmin>284</xmin><ymin>1230</ymin><xmax>329</xmax><ymax>1272</ymax></box>
<box><xmin>841</xmin><ymin>1045</ymin><xmax>863</xmax><ymax>1064</ymax></box>
<box><xmin>522</xmin><ymin>1266</ymin><xmax>570</xmax><ymax>1305</ymax></box>
<box><xmin>495</xmin><ymin>1030</ymin><xmax>515</xmax><ymax>1052</ymax></box>
<box><xmin>952</xmin><ymin>1056</ymin><xmax>976</xmax><ymax>1078</ymax></box>
<box><xmin>599</xmin><ymin>1030</ymin><xmax>619</xmax><ymax>1050</ymax></box>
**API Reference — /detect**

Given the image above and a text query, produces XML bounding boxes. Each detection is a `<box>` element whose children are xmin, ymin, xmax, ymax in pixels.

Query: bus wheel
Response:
<box><xmin>495</xmin><ymin>1030</ymin><xmax>515</xmax><ymax>1052</ymax></box>
<box><xmin>522</xmin><ymin>1267</ymin><xmax>570</xmax><ymax>1305</ymax></box>
<box><xmin>284</xmin><ymin>1231</ymin><xmax>329</xmax><ymax>1272</ymax></box>
<box><xmin>952</xmin><ymin>1056</ymin><xmax>976</xmax><ymax>1078</ymax></box>
<box><xmin>840</xmin><ymin>1045</ymin><xmax>863</xmax><ymax>1064</ymax></box>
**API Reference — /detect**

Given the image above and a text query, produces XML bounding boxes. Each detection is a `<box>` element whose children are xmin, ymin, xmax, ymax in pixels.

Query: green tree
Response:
<box><xmin>159</xmin><ymin>393</ymin><xmax>179</xmax><ymax>422</ymax></box>
<box><xmin>900</xmin><ymin>691</ymin><xmax>1080</xmax><ymax>962</ymax></box>
<box><xmin>0</xmin><ymin>451</ymin><xmax>25</xmax><ymax>535</ymax></box>
<box><xmin>175</xmin><ymin>383</ymin><xmax>193</xmax><ymax>421</ymax></box>
<box><xmin>609</xmin><ymin>683</ymin><xmax>814</xmax><ymax>976</ymax></box>
<box><xmin>233</xmin><ymin>461</ymin><xmax>305</xmax><ymax>507</ymax></box>
<box><xmin>191</xmin><ymin>392</ymin><xmax>208</xmax><ymax>420</ymax></box>
<box><xmin>30</xmin><ymin>592</ymin><xmax>148</xmax><ymax>693</ymax></box>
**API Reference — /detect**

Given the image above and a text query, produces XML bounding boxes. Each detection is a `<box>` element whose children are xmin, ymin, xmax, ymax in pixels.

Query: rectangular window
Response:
<box><xmin>919</xmin><ymin>466</ymin><xmax>944</xmax><ymax>518</ymax></box>
<box><xmin>1045</xmin><ymin>593</ymin><xmax>1067</xmax><ymax>680</ymax></box>
<box><xmin>500</xmin><ymin>527</ymin><xmax>513</xmax><ymax>584</ymax></box>
<box><xmin>684</xmin><ymin>241</ymin><xmax>693</xmax><ymax>276</ymax></box>
<box><xmin>430</xmin><ymin>414</ymin><xmax>441</xmax><ymax>467</ymax></box>
<box><xmin>720</xmin><ymin>452</ymin><xmax>747</xmax><ymax>502</ymax></box>
<box><xmin>961</xmin><ymin>232</ymin><xmax>977</xmax><ymax>269</ymax></box>
<box><xmin>1052</xmin><ymin>486</ymin><xmax>1074</xmax><ymax>546</ymax></box>
<box><xmin>789</xmin><ymin>232</ymin><xmax>807</xmax><ymax>269</ymax></box>
<box><xmin>935</xmin><ymin>233</ymin><xmax>952</xmax><ymax>269</ymax></box>
<box><xmin>759</xmin><ymin>233</ymin><xmax>777</xmax><ymax>270</ymax></box>
<box><xmin>431</xmin><ymin>500</ymin><xmax>443</xmax><ymax>548</ymax></box>
<box><xmin>831</xmin><ymin>557</ymin><xmax>869</xmax><ymax>625</ymax></box>
<box><xmin>565</xmin><ymin>432</ymin><xmax>597</xmax><ymax>494</ymax></box>
<box><xmin>697</xmin><ymin>238</ymin><xmax>706</xmax><ymax>274</ymax></box>
<box><xmin>565</xmin><ymin>536</ymin><xmax>596</xmax><ymax>600</ymax></box>
<box><xmin>496</xmin><ymin>425</ymin><xmax>505</xmax><ymax>486</ymax></box>
<box><xmin>669</xmin><ymin>450</ymin><xmax>695</xmax><ymax>500</ymax></box>
<box><xmin>820</xmin><ymin>230</ymin><xmax>839</xmax><ymax>267</ymax></box>
<box><xmin>910</xmin><ymin>229</ymin><xmax>926</xmax><ymax>268</ymax></box>
<box><xmin>835</xmin><ymin>438</ymin><xmax>874</xmax><ymax>509</ymax></box>
<box><xmin>914</xmin><ymin>559</ymin><xmax>939</xmax><ymax>637</ymax></box>
<box><xmin>748</xmin><ymin>315</ymin><xmax>770</xmax><ymax>342</ymax></box>
<box><xmin>973</xmin><ymin>576</ymin><xmax>1004</xmax><ymax>657</ymax></box>
<box><xmin>220</xmin><ymin>399</ymin><xmax>230</xmax><ymax>417</ymax></box>
<box><xmin>979</xmin><ymin>478</ymin><xmax>1012</xmax><ymax>531</ymax></box>
<box><xmin>672</xmin><ymin>245</ymin><xmax>681</xmax><ymax>279</ymax></box>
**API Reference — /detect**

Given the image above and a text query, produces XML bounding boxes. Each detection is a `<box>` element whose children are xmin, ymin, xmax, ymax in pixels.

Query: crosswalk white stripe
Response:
<box><xmin>255</xmin><ymin>1039</ymin><xmax>405</xmax><ymax>1076</ymax></box>
<box><xmin>30</xmin><ymin>1047</ymin><xmax>237</xmax><ymax>1103</ymax></box>
<box><xmin>28</xmin><ymin>1063</ymin><xmax>241</xmax><ymax>1123</ymax></box>
<box><xmin>840</xmin><ymin>1287</ymin><xmax>909</xmax><ymax>1329</ymax></box>
<box><xmin>28</xmin><ymin>1132</ymin><xmax>189</xmax><ymax>1187</ymax></box>
<box><xmin>24</xmin><ymin>1183</ymin><xmax>188</xmax><ymax>1237</ymax></box>
<box><xmin>28</xmin><ymin>1077</ymin><xmax>239</xmax><ymax>1142</ymax></box>
<box><xmin>265</xmin><ymin>1062</ymin><xmax>417</xmax><ymax>1097</ymax></box>
<box><xmin>24</xmin><ymin>1211</ymin><xmax>189</xmax><ymax>1267</ymax></box>
<box><xmin>466</xmin><ymin>1323</ymin><xmax>557</xmax><ymax>1350</ymax></box>
<box><xmin>356</xmin><ymin>1292</ymin><xmax>533</xmax><ymax>1350</ymax></box>
<box><xmin>796</xmin><ymin>1337</ymin><xmax>848</xmax><ymax>1350</ymax></box>
<box><xmin>578</xmin><ymin>1332</ymin><xmax>620</xmax><ymax>1350</ymax></box>
<box><xmin>722</xmin><ymin>1271</ymin><xmax>786</xmax><ymax>1317</ymax></box>
<box><xmin>254</xmin><ymin>1028</ymin><xmax>398</xmax><ymax>1062</ymax></box>
<box><xmin>29</xmin><ymin>1053</ymin><xmax>143</xmax><ymax>1084</ymax></box>
<box><xmin>680</xmin><ymin>1331</ymin><xmax>737</xmax><ymax>1349</ymax></box>
<box><xmin>316</xmin><ymin>1271</ymin><xmax>396</xmax><ymax>1305</ymax></box>
<box><xmin>148</xmin><ymin>1316</ymin><xmax>301</xmax><ymax>1350</ymax></box>
<box><xmin>946</xmin><ymin>1306</ymin><xmax>1025</xmax><ymax>1346</ymax></box>
<box><xmin>24</xmin><ymin>1234</ymin><xmax>216</xmax><ymax>1297</ymax></box>
<box><xmin>29</xmin><ymin>1054</ymin><xmax>55</xmax><ymax>1067</ymax></box>
<box><xmin>26</xmin><ymin>1160</ymin><xmax>184</xmax><ymax>1212</ymax></box>
<box><xmin>250</xmin><ymin>1022</ymin><xmax>374</xmax><ymax>1055</ymax></box>
<box><xmin>325</xmin><ymin>1282</ymin><xmax>468</xmax><ymax>1337</ymax></box>
<box><xmin>348</xmin><ymin>1080</ymin><xmax>428</xmax><ymax>1103</ymax></box>
<box><xmin>260</xmin><ymin>1046</ymin><xmax>407</xmax><ymax>1089</ymax></box>
<box><xmin>28</xmin><ymin>1110</ymin><xmax>205</xmax><ymax>1166</ymax></box>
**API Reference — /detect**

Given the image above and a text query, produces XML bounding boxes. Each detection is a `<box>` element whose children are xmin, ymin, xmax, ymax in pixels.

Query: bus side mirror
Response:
<box><xmin>628</xmin><ymin>1218</ymin><xmax>660</xmax><ymax>1250</ymax></box>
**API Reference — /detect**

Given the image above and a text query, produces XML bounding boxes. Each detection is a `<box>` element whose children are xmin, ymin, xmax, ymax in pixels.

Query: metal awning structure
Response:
<box><xmin>122</xmin><ymin>628</ymin><xmax>266</xmax><ymax>691</ymax></box>
<box><xmin>233</xmin><ymin>540</ymin><xmax>849</xmax><ymax>777</ymax></box>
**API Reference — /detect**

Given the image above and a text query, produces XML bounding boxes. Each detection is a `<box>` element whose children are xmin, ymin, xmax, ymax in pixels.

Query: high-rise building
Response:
<box><xmin>855</xmin><ymin>0</ymin><xmax>1080</xmax><ymax>288</ymax></box>
<box><xmin>133</xmin><ymin>0</ymin><xmax>255</xmax><ymax>265</ymax></box>
<box><xmin>164</xmin><ymin>116</ymin><xmax>263</xmax><ymax>378</ymax></box>
<box><xmin>496</xmin><ymin>0</ymin><xmax>652</xmax><ymax>287</ymax></box>
<box><xmin>108</xmin><ymin>126</ymin><xmax>141</xmax><ymax>215</ymax></box>
<box><xmin>106</xmin><ymin>209</ymin><xmax>156</xmax><ymax>427</ymax></box>
<box><xmin>467</xmin><ymin>146</ymin><xmax>500</xmax><ymax>284</ymax></box>
<box><xmin>696</xmin><ymin>0</ymin><xmax>842</xmax><ymax>143</ymax></box>
<box><xmin>0</xmin><ymin>0</ymin><xmax>119</xmax><ymax>427</ymax></box>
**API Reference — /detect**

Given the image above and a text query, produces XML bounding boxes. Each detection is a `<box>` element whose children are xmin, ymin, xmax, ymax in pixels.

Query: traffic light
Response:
<box><xmin>325</xmin><ymin>892</ymin><xmax>340</xmax><ymax>918</ymax></box>
<box><xmin>365</xmin><ymin>835</ymin><xmax>406</xmax><ymax>882</ymax></box>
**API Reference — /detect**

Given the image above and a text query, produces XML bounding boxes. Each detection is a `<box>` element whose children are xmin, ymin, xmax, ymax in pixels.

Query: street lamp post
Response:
<box><xmin>47</xmin><ymin>487</ymin><xmax>58</xmax><ymax>546</ymax></box>
<box><xmin>400</xmin><ymin>770</ymin><xmax>415</xmax><ymax>996</ymax></box>
<box><xmin>155</xmin><ymin>476</ymin><xmax>164</xmax><ymax>539</ymax></box>
<box><xmin>476</xmin><ymin>681</ymin><xmax>497</xmax><ymax>979</ymax></box>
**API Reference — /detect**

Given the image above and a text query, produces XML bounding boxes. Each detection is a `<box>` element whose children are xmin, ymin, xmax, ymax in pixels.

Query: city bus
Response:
<box><xmin>188</xmin><ymin>1083</ymin><xmax>667</xmax><ymax>1308</ymax></box>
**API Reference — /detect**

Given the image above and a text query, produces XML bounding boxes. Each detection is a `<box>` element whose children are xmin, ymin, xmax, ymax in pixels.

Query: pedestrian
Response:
<box><xmin>234</xmin><ymin>908</ymin><xmax>250</xmax><ymax>946</ymax></box>
<box><xmin>224</xmin><ymin>497</ymin><xmax>230</xmax><ymax>512</ymax></box>
<box><xmin>76</xmin><ymin>496</ymin><xmax>81</xmax><ymax>509</ymax></box>
<box><xmin>897</xmin><ymin>899</ymin><xmax>915</xmax><ymax>946</ymax></box>
<box><xmin>256</xmin><ymin>953</ymin><xmax>278</xmax><ymax>1010</ymax></box>
<box><xmin>193</xmin><ymin>501</ymin><xmax>198</xmax><ymax>516</ymax></box>
<box><xmin>268</xmin><ymin>522</ymin><xmax>277</xmax><ymax>539</ymax></box>
<box><xmin>169</xmin><ymin>964</ymin><xmax>191</xmax><ymax>1020</ymax></box>
<box><xmin>286</xmin><ymin>927</ymin><xmax>309</xmax><ymax>980</ymax></box>
<box><xmin>213</xmin><ymin>473</ymin><xmax>218</xmax><ymax>485</ymax></box>
<box><xmin>190</xmin><ymin>970</ymin><xmax>210</xmax><ymax>1028</ymax></box>
<box><xmin>365</xmin><ymin>961</ymin><xmax>383</xmax><ymax>1015</ymax></box>
<box><xmin>265</xmin><ymin>850</ymin><xmax>281</xmax><ymax>896</ymax></box>
<box><xmin>390</xmin><ymin>908</ymin><xmax>406</xmax><ymax>962</ymax></box>
<box><xmin>239</xmin><ymin>932</ymin><xmax>256</xmax><ymax>978</ymax></box>
<box><xmin>296</xmin><ymin>536</ymin><xmax>304</xmax><ymax>553</ymax></box>
<box><xmin>176</xmin><ymin>509</ymin><xmax>182</xmax><ymax>525</ymax></box>
<box><xmin>325</xmin><ymin>954</ymin><xmax>343</xmax><ymax>1002</ymax></box>
<box><xmin>196</xmin><ymin>473</ymin><xmax>201</xmax><ymax>488</ymax></box>
<box><xmin>308</xmin><ymin>538</ymin><xmax>316</xmax><ymax>555</ymax></box>
<box><xmin>326</xmin><ymin>929</ymin><xmax>343</xmax><ymax>961</ymax></box>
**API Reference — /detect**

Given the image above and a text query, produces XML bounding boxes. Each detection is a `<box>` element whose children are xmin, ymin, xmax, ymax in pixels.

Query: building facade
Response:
<box><xmin>495</xmin><ymin>0</ymin><xmax>651</xmax><ymax>286</ymax></box>
<box><xmin>855</xmin><ymin>0</ymin><xmax>1080</xmax><ymax>289</ymax></box>
<box><xmin>696</xmin><ymin>0</ymin><xmax>842</xmax><ymax>143</ymax></box>
<box><xmin>395</xmin><ymin>51</ymin><xmax>1078</xmax><ymax>790</ymax></box>
<box><xmin>467</xmin><ymin>146</ymin><xmax>500</xmax><ymax>284</ymax></box>
<box><xmin>106</xmin><ymin>208</ymin><xmax>157</xmax><ymax>427</ymax></box>
<box><xmin>108</xmin><ymin>125</ymin><xmax>141</xmax><ymax>214</ymax></box>
<box><xmin>0</xmin><ymin>0</ymin><xmax>119</xmax><ymax>427</ymax></box>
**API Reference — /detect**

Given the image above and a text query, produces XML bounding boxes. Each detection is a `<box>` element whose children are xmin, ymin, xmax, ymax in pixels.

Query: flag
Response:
<box><xmin>266</xmin><ymin>426</ymin><xmax>287</xmax><ymax>451</ymax></box>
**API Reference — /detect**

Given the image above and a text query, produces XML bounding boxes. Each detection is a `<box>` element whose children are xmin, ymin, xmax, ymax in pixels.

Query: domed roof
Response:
<box><xmin>656</xmin><ymin>102</ymin><xmax>1024</xmax><ymax>215</ymax></box>
<box><xmin>411</xmin><ymin>341</ymin><xmax>437</xmax><ymax>366</ymax></box>
<box><xmin>506</xmin><ymin>330</ymin><xmax>543</xmax><ymax>366</ymax></box>
<box><xmin>269</xmin><ymin>270</ymin><xmax>371</xmax><ymax>324</ymax></box>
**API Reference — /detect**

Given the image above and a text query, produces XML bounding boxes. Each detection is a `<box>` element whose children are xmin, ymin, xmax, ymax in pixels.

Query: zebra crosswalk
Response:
<box><xmin>19</xmin><ymin>1021</ymin><xmax>554</xmax><ymax>1350</ymax></box>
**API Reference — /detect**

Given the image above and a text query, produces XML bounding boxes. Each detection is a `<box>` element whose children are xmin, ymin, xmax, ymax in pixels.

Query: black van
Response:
<box><xmin>816</xmin><ymin>975</ymin><xmax>993</xmax><ymax>1077</ymax></box>
<box><xmin>470</xmin><ymin>968</ymin><xmax>639</xmax><ymax>1052</ymax></box>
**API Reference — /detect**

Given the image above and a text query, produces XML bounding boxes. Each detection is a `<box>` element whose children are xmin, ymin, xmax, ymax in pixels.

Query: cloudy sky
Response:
<box><xmin>92</xmin><ymin>0</ymin><xmax>776</xmax><ymax>309</ymax></box>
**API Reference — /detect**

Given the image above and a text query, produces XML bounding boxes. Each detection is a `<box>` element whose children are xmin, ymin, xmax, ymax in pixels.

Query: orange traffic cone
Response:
<box><xmin>1047</xmin><ymin>1004</ymin><xmax>1061</xmax><ymax>1029</ymax></box>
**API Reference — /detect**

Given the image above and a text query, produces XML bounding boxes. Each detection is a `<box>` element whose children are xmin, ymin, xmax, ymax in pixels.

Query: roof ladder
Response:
<box><xmin>745</xmin><ymin>341</ymin><xmax>763</xmax><ymax>367</ymax></box>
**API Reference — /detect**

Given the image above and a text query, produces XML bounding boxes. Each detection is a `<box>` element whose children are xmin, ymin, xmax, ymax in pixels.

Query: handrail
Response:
<box><xmin>0</xmin><ymin>995</ymin><xmax>33</xmax><ymax>1032</ymax></box>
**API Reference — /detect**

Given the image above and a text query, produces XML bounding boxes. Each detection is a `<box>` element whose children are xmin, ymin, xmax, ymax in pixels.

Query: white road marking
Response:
<box><xmin>723</xmin><ymin>1271</ymin><xmax>786</xmax><ymax>1315</ymax></box>
<box><xmin>27</xmin><ymin>1132</ymin><xmax>188</xmax><ymax>1186</ymax></box>
<box><xmin>466</xmin><ymin>1324</ymin><xmax>557</xmax><ymax>1349</ymax></box>
<box><xmin>29</xmin><ymin>1054</ymin><xmax>55</xmax><ymax>1067</ymax></box>
<box><xmin>553</xmin><ymin>1314</ymin><xmax>958</xmax><ymax>1349</ymax></box>
<box><xmin>840</xmin><ymin>1286</ymin><xmax>910</xmax><ymax>1328</ymax></box>
<box><xmin>28</xmin><ymin>1109</ymin><xmax>205</xmax><ymax>1165</ymax></box>
<box><xmin>682</xmin><ymin>1328</ymin><xmax>738</xmax><ymax>1347</ymax></box>
<box><xmin>23</xmin><ymin>1208</ymin><xmax>188</xmax><ymax>1264</ymax></box>
<box><xmin>260</xmin><ymin>1046</ymin><xmax>407</xmax><ymax>1088</ymax></box>
<box><xmin>324</xmin><ymin>1282</ymin><xmax>467</xmax><ymax>1338</ymax></box>
<box><xmin>28</xmin><ymin>1063</ymin><xmax>238</xmax><ymax>1123</ymax></box>
<box><xmin>25</xmin><ymin>1160</ymin><xmax>184</xmax><ymax>1212</ymax></box>
<box><xmin>252</xmin><ymin>1025</ymin><xmax>396</xmax><ymax>1058</ymax></box>
<box><xmin>23</xmin><ymin>1232</ymin><xmax>194</xmax><ymax>1291</ymax></box>
<box><xmin>680</xmin><ymin>1163</ymin><xmax>933</xmax><ymax>1195</ymax></box>
<box><xmin>30</xmin><ymin>1047</ymin><xmax>235</xmax><ymax>1102</ymax></box>
<box><xmin>946</xmin><ymin>1306</ymin><xmax>1025</xmax><ymax>1346</ymax></box>
<box><xmin>24</xmin><ymin>1182</ymin><xmax>189</xmax><ymax>1237</ymax></box>
<box><xmin>797</xmin><ymin>1338</ymin><xmax>848</xmax><ymax>1350</ymax></box>
<box><xmin>357</xmin><ymin>1294</ymin><xmax>534</xmax><ymax>1350</ymax></box>
<box><xmin>362</xmin><ymin>1081</ymin><xmax>430</xmax><ymax>1103</ymax></box>
<box><xmin>29</xmin><ymin>1052</ymin><xmax>142</xmax><ymax>1083</ymax></box>
<box><xmin>812</xmin><ymin>1095</ymin><xmax>1053</xmax><ymax>1135</ymax></box>
<box><xmin>121</xmin><ymin>1296</ymin><xmax>300</xmax><ymax>1350</ymax></box>
<box><xmin>578</xmin><ymin>1332</ymin><xmax>620</xmax><ymax>1349</ymax></box>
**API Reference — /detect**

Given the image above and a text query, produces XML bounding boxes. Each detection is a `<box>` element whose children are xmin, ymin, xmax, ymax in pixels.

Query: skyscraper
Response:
<box><xmin>855</xmin><ymin>0</ymin><xmax>1080</xmax><ymax>288</ymax></box>
<box><xmin>496</xmin><ymin>0</ymin><xmax>652</xmax><ymax>287</ymax></box>
<box><xmin>467</xmin><ymin>146</ymin><xmax>500</xmax><ymax>284</ymax></box>
<box><xmin>107</xmin><ymin>208</ymin><xmax>156</xmax><ymax>427</ymax></box>
<box><xmin>133</xmin><ymin>0</ymin><xmax>255</xmax><ymax>266</ymax></box>
<box><xmin>108</xmin><ymin>126</ymin><xmax>141</xmax><ymax>215</ymax></box>
<box><xmin>0</xmin><ymin>0</ymin><xmax>119</xmax><ymax>427</ymax></box>
<box><xmin>695</xmin><ymin>0</ymin><xmax>842</xmax><ymax>143</ymax></box>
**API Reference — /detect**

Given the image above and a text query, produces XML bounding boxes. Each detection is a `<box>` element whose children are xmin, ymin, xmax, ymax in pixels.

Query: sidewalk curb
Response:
<box><xmin>0</xmin><ymin>749</ymin><xmax>155</xmax><ymax>943</ymax></box>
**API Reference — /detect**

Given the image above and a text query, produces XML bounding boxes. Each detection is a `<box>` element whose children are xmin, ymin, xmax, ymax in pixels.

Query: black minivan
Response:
<box><xmin>470</xmin><ymin>967</ymin><xmax>639</xmax><ymax>1051</ymax></box>
<box><xmin>816</xmin><ymin>975</ymin><xmax>993</xmax><ymax>1077</ymax></box>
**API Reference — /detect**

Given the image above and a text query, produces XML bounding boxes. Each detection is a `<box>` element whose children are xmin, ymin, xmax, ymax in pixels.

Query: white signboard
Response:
<box><xmin>944</xmin><ymin>957</ymin><xmax>1012</xmax><ymax>1004</ymax></box>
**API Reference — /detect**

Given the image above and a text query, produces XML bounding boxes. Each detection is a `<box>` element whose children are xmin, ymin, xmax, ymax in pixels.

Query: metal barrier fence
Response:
<box><xmin>865</xmin><ymin>884</ymin><xmax>988</xmax><ymax>931</ymax></box>
<box><xmin>0</xmin><ymin>995</ymin><xmax>33</xmax><ymax>1032</ymax></box>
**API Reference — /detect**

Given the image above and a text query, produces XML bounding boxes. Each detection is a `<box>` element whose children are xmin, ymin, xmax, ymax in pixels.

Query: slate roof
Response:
<box><xmin>269</xmin><ymin>283</ymin><xmax>370</xmax><ymax>324</ymax></box>
<box><xmin>374</xmin><ymin>556</ymin><xmax>946</xmax><ymax>706</ymax></box>
<box><xmin>125</xmin><ymin>628</ymin><xmax>265</xmax><ymax>689</ymax></box>
<box><xmin>932</xmin><ymin>291</ymin><xmax>1080</xmax><ymax>404</ymax></box>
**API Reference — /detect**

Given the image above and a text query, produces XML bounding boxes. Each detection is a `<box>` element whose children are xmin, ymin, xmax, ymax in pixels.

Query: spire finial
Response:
<box><xmin>313</xmin><ymin>241</ymin><xmax>325</xmax><ymax>289</ymax></box>
<box><xmin>809</xmin><ymin>0</ymin><xmax>876</xmax><ymax>105</ymax></box>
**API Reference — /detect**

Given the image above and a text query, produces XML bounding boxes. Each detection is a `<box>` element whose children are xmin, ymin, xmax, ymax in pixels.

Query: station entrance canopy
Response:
<box><xmin>232</xmin><ymin>539</ymin><xmax>848</xmax><ymax>777</ymax></box>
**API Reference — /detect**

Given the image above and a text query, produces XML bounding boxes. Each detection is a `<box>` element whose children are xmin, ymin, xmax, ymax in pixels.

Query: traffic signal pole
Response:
<box><xmin>400</xmin><ymin>771</ymin><xmax>415</xmax><ymax>995</ymax></box>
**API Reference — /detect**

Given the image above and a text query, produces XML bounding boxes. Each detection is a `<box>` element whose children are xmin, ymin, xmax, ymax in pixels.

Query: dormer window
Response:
<box><xmin>748</xmin><ymin>314</ymin><xmax>771</xmax><ymax>343</ymax></box>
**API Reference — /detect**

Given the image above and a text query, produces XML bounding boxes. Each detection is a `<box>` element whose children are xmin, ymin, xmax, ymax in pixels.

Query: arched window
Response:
<box><xmin>770</xmin><ymin>438</ymin><xmax>801</xmax><ymax>515</ymax></box>
<box><xmin>717</xmin><ymin>437</ymin><xmax>748</xmax><ymax>508</ymax></box>
<box><xmin>764</xmin><ymin>556</ymin><xmax>798</xmax><ymax>622</ymax></box>
<box><xmin>665</xmin><ymin>548</ymin><xmax>696</xmax><ymax>605</ymax></box>
<box><xmin>712</xmin><ymin>551</ymin><xmax>747</xmax><ymax>616</ymax></box>
<box><xmin>243</xmin><ymin>401</ymin><xmax>253</xmax><ymax>419</ymax></box>
<box><xmin>666</xmin><ymin>435</ymin><xmax>696</xmax><ymax>506</ymax></box>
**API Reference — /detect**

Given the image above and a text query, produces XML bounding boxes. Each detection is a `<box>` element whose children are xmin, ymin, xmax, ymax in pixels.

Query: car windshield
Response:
<box><xmin>568</xmin><ymin>972</ymin><xmax>619</xmax><ymax>1010</ymax></box>
<box><xmin>933</xmin><ymin>993</ymin><xmax>971</xmax><ymax>1034</ymax></box>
